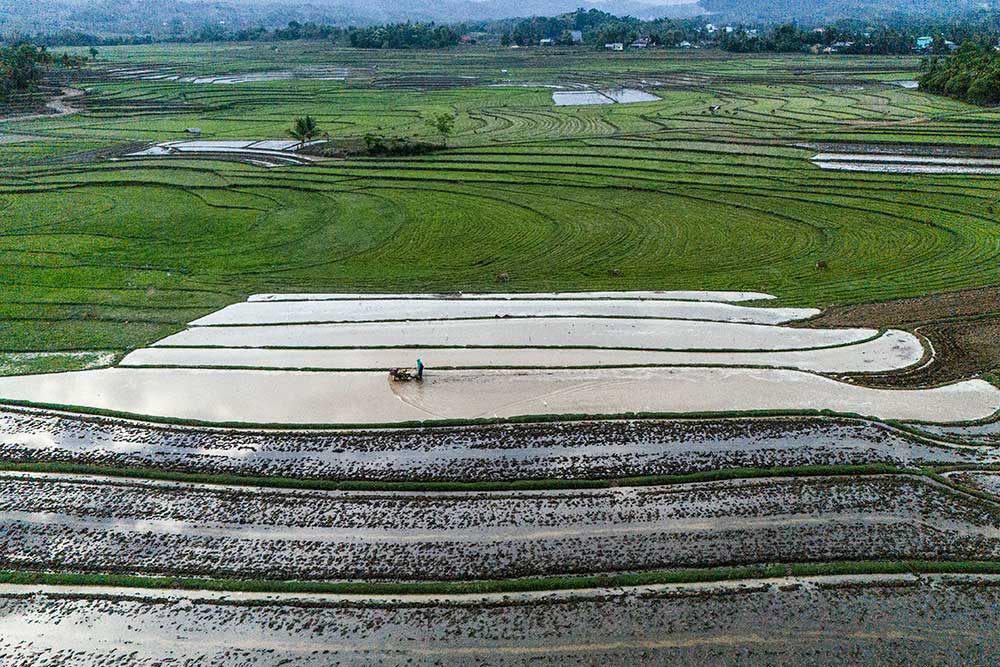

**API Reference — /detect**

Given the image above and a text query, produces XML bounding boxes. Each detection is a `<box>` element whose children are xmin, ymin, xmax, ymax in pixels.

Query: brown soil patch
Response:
<box><xmin>805</xmin><ymin>285</ymin><xmax>1000</xmax><ymax>387</ymax></box>
<box><xmin>0</xmin><ymin>88</ymin><xmax>83</xmax><ymax>124</ymax></box>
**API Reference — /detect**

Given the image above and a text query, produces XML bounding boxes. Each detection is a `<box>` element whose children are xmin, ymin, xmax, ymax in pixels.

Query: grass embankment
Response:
<box><xmin>0</xmin><ymin>398</ymin><xmax>936</xmax><ymax>430</ymax></box>
<box><xmin>5</xmin><ymin>560</ymin><xmax>1000</xmax><ymax>597</ymax></box>
<box><xmin>0</xmin><ymin>460</ymin><xmax>905</xmax><ymax>492</ymax></box>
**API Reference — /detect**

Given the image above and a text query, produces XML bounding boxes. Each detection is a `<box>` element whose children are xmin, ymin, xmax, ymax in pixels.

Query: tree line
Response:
<box><xmin>920</xmin><ymin>40</ymin><xmax>1000</xmax><ymax>105</ymax></box>
<box><xmin>10</xmin><ymin>8</ymin><xmax>1000</xmax><ymax>56</ymax></box>
<box><xmin>7</xmin><ymin>20</ymin><xmax>461</xmax><ymax>50</ymax></box>
<box><xmin>496</xmin><ymin>10</ymin><xmax>703</xmax><ymax>48</ymax></box>
<box><xmin>0</xmin><ymin>43</ymin><xmax>90</xmax><ymax>103</ymax></box>
<box><xmin>1</xmin><ymin>44</ymin><xmax>51</xmax><ymax>102</ymax></box>
<box><xmin>347</xmin><ymin>23</ymin><xmax>460</xmax><ymax>49</ymax></box>
<box><xmin>720</xmin><ymin>22</ymin><xmax>954</xmax><ymax>55</ymax></box>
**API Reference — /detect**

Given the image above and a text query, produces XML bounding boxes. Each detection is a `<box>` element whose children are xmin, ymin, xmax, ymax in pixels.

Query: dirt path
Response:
<box><xmin>0</xmin><ymin>87</ymin><xmax>84</xmax><ymax>124</ymax></box>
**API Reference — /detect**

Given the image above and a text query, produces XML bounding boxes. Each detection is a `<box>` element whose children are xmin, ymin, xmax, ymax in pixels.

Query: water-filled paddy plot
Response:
<box><xmin>0</xmin><ymin>291</ymin><xmax>993</xmax><ymax>425</ymax></box>
<box><xmin>1</xmin><ymin>576</ymin><xmax>997</xmax><ymax>665</ymax></box>
<box><xmin>810</xmin><ymin>143</ymin><xmax>1000</xmax><ymax>174</ymax></box>
<box><xmin>103</xmin><ymin>64</ymin><xmax>364</xmax><ymax>84</ymax></box>
<box><xmin>552</xmin><ymin>88</ymin><xmax>661</xmax><ymax>106</ymax></box>
<box><xmin>1</xmin><ymin>410</ymin><xmax>992</xmax><ymax>481</ymax></box>
<box><xmin>125</xmin><ymin>139</ymin><xmax>317</xmax><ymax>167</ymax></box>
<box><xmin>5</xmin><ymin>43</ymin><xmax>1000</xmax><ymax>665</ymax></box>
<box><xmin>2</xmin><ymin>472</ymin><xmax>997</xmax><ymax>580</ymax></box>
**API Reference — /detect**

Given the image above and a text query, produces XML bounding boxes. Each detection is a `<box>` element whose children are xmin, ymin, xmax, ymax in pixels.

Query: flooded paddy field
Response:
<box><xmin>1</xmin><ymin>575</ymin><xmax>999</xmax><ymax>665</ymax></box>
<box><xmin>0</xmin><ymin>366</ymin><xmax>993</xmax><ymax>424</ymax></box>
<box><xmin>100</xmin><ymin>64</ymin><xmax>370</xmax><ymax>84</ymax></box>
<box><xmin>1</xmin><ymin>473</ymin><xmax>997</xmax><ymax>579</ymax></box>
<box><xmin>0</xmin><ymin>291</ymin><xmax>953</xmax><ymax>424</ymax></box>
<box><xmin>156</xmin><ymin>317</ymin><xmax>876</xmax><ymax>350</ymax></box>
<box><xmin>4</xmin><ymin>292</ymin><xmax>979</xmax><ymax>425</ymax></box>
<box><xmin>189</xmin><ymin>298</ymin><xmax>819</xmax><ymax>326</ymax></box>
<box><xmin>809</xmin><ymin>143</ymin><xmax>1000</xmax><ymax>174</ymax></box>
<box><xmin>946</xmin><ymin>471</ymin><xmax>1000</xmax><ymax>497</ymax></box>
<box><xmin>552</xmin><ymin>88</ymin><xmax>661</xmax><ymax>106</ymax></box>
<box><xmin>247</xmin><ymin>291</ymin><xmax>777</xmax><ymax>302</ymax></box>
<box><xmin>911</xmin><ymin>420</ymin><xmax>1000</xmax><ymax>445</ymax></box>
<box><xmin>0</xmin><ymin>409</ymin><xmax>990</xmax><ymax>481</ymax></box>
<box><xmin>121</xmin><ymin>330</ymin><xmax>922</xmax><ymax>373</ymax></box>
<box><xmin>124</xmin><ymin>139</ymin><xmax>316</xmax><ymax>167</ymax></box>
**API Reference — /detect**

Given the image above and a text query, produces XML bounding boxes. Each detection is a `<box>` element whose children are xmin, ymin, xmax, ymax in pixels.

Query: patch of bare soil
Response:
<box><xmin>0</xmin><ymin>88</ymin><xmax>83</xmax><ymax>124</ymax></box>
<box><xmin>805</xmin><ymin>285</ymin><xmax>1000</xmax><ymax>387</ymax></box>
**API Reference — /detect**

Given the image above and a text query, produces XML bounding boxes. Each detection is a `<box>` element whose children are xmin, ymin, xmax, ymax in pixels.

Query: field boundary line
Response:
<box><xmin>3</xmin><ymin>560</ymin><xmax>1000</xmax><ymax>597</ymax></box>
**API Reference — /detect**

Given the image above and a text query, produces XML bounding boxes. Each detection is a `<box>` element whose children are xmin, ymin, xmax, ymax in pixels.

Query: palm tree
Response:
<box><xmin>288</xmin><ymin>115</ymin><xmax>320</xmax><ymax>149</ymax></box>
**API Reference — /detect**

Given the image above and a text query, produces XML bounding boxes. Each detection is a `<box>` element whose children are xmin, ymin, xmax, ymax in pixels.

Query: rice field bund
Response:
<box><xmin>4</xmin><ymin>43</ymin><xmax>1000</xmax><ymax>664</ymax></box>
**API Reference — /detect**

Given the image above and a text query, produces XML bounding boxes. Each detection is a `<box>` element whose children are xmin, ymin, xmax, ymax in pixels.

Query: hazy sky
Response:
<box><xmin>222</xmin><ymin>0</ymin><xmax>697</xmax><ymax>5</ymax></box>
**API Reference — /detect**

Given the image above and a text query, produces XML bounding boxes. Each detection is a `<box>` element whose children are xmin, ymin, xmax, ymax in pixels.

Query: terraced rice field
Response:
<box><xmin>1</xmin><ymin>575</ymin><xmax>999</xmax><ymax>665</ymax></box>
<box><xmin>124</xmin><ymin>139</ymin><xmax>318</xmax><ymax>167</ymax></box>
<box><xmin>812</xmin><ymin>150</ymin><xmax>1000</xmax><ymax>174</ymax></box>
<box><xmin>4</xmin><ymin>44</ymin><xmax>1000</xmax><ymax>663</ymax></box>
<box><xmin>1</xmin><ymin>401</ymin><xmax>1000</xmax><ymax>661</ymax></box>
<box><xmin>551</xmin><ymin>87</ymin><xmax>661</xmax><ymax>105</ymax></box>
<box><xmin>0</xmin><ymin>408</ymin><xmax>994</xmax><ymax>480</ymax></box>
<box><xmin>4</xmin><ymin>46</ymin><xmax>1000</xmax><ymax>361</ymax></box>
<box><xmin>0</xmin><ymin>291</ymin><xmax>990</xmax><ymax>424</ymax></box>
<box><xmin>3</xmin><ymin>472</ymin><xmax>998</xmax><ymax>580</ymax></box>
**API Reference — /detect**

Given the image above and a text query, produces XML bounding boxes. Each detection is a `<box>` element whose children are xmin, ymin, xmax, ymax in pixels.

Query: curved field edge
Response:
<box><xmin>0</xmin><ymin>461</ymin><xmax>912</xmax><ymax>492</ymax></box>
<box><xmin>2</xmin><ymin>397</ymin><xmax>996</xmax><ymax>430</ymax></box>
<box><xmin>1</xmin><ymin>463</ymin><xmax>995</xmax><ymax>505</ymax></box>
<box><xmin>7</xmin><ymin>52</ymin><xmax>1000</xmax><ymax>359</ymax></box>
<box><xmin>4</xmin><ymin>560</ymin><xmax>1000</xmax><ymax>597</ymax></box>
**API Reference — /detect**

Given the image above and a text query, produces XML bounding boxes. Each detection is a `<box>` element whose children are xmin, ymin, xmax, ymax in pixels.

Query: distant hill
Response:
<box><xmin>0</xmin><ymin>0</ymin><xmax>702</xmax><ymax>38</ymax></box>
<box><xmin>276</xmin><ymin>0</ymin><xmax>704</xmax><ymax>23</ymax></box>
<box><xmin>6</xmin><ymin>0</ymin><xmax>996</xmax><ymax>40</ymax></box>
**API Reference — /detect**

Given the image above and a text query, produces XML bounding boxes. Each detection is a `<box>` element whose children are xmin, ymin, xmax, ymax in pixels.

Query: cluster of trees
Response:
<box><xmin>0</xmin><ymin>41</ymin><xmax>93</xmax><ymax>103</ymax></box>
<box><xmin>348</xmin><ymin>23</ymin><xmax>460</xmax><ymax>49</ymax></box>
<box><xmin>0</xmin><ymin>44</ymin><xmax>53</xmax><ymax>101</ymax></box>
<box><xmin>16</xmin><ymin>30</ymin><xmax>154</xmax><ymax>47</ymax></box>
<box><xmin>293</xmin><ymin>112</ymin><xmax>455</xmax><ymax>158</ymax></box>
<box><xmin>10</xmin><ymin>7</ymin><xmax>1000</xmax><ymax>58</ymax></box>
<box><xmin>8</xmin><ymin>20</ymin><xmax>462</xmax><ymax>50</ymax></box>
<box><xmin>702</xmin><ymin>0</ymin><xmax>994</xmax><ymax>24</ymax></box>
<box><xmin>920</xmin><ymin>40</ymin><xmax>1000</xmax><ymax>105</ymax></box>
<box><xmin>495</xmin><ymin>10</ymin><xmax>702</xmax><ymax>47</ymax></box>
<box><xmin>719</xmin><ymin>23</ymin><xmax>923</xmax><ymax>54</ymax></box>
<box><xmin>190</xmin><ymin>20</ymin><xmax>346</xmax><ymax>43</ymax></box>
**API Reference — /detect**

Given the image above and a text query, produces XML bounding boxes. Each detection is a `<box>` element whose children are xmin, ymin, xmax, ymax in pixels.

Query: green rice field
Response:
<box><xmin>2</xmin><ymin>43</ymin><xmax>999</xmax><ymax>359</ymax></box>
